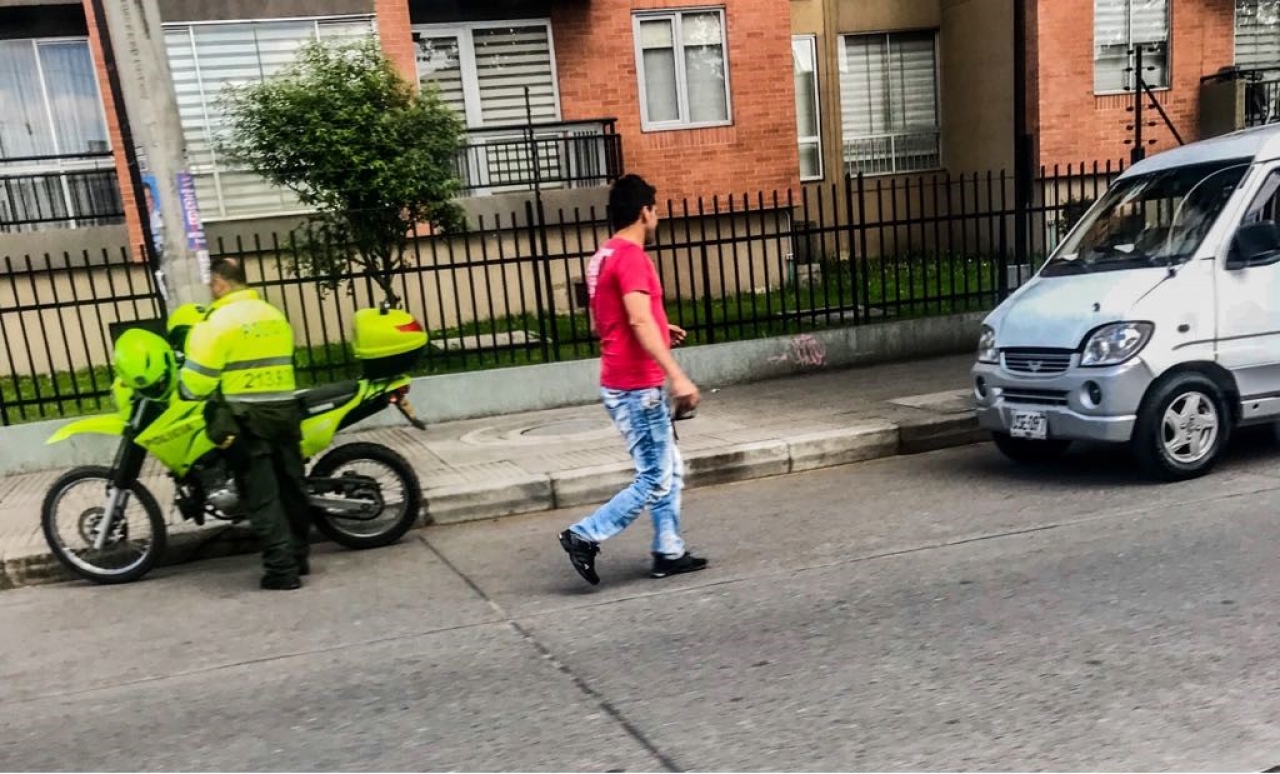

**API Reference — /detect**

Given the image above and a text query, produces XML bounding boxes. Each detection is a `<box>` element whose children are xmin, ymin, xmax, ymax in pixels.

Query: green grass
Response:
<box><xmin>3</xmin><ymin>255</ymin><xmax>1001</xmax><ymax>426</ymax></box>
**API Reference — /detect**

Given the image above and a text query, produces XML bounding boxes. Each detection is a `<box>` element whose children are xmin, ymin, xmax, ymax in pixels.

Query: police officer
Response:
<box><xmin>179</xmin><ymin>258</ymin><xmax>311</xmax><ymax>590</ymax></box>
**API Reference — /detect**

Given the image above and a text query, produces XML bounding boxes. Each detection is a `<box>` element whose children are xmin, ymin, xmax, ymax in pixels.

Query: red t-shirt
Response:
<box><xmin>586</xmin><ymin>237</ymin><xmax>670</xmax><ymax>390</ymax></box>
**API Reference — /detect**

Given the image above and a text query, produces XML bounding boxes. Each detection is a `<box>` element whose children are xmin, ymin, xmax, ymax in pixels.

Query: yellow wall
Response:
<box><xmin>940</xmin><ymin>0</ymin><xmax>1015</xmax><ymax>173</ymax></box>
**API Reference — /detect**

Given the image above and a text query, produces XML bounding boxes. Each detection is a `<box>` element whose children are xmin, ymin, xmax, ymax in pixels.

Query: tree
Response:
<box><xmin>221</xmin><ymin>37</ymin><xmax>465</xmax><ymax>305</ymax></box>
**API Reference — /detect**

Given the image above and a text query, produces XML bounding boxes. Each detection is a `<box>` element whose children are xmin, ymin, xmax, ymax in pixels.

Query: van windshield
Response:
<box><xmin>1042</xmin><ymin>159</ymin><xmax>1250</xmax><ymax>276</ymax></box>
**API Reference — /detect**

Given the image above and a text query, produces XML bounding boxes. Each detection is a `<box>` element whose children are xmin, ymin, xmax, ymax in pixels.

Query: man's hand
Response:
<box><xmin>217</xmin><ymin>434</ymin><xmax>237</xmax><ymax>450</ymax></box>
<box><xmin>671</xmin><ymin>374</ymin><xmax>700</xmax><ymax>413</ymax></box>
<box><xmin>669</xmin><ymin>324</ymin><xmax>688</xmax><ymax>346</ymax></box>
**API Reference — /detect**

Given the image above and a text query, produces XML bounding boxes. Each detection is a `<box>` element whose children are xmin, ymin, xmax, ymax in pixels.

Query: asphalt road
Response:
<box><xmin>5</xmin><ymin>435</ymin><xmax>1280</xmax><ymax>771</ymax></box>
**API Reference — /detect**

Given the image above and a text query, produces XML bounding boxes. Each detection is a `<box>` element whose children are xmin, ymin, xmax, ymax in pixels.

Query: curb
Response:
<box><xmin>2</xmin><ymin>412</ymin><xmax>984</xmax><ymax>591</ymax></box>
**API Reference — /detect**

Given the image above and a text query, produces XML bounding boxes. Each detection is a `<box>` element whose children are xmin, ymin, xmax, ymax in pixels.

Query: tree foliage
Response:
<box><xmin>221</xmin><ymin>37</ymin><xmax>465</xmax><ymax>304</ymax></box>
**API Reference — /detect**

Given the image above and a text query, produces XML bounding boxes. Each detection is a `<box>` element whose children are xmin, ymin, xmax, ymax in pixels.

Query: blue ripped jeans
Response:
<box><xmin>570</xmin><ymin>386</ymin><xmax>686</xmax><ymax>558</ymax></box>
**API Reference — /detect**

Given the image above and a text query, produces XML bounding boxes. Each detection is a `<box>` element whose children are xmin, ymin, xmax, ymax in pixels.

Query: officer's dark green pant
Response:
<box><xmin>225</xmin><ymin>401</ymin><xmax>310</xmax><ymax>580</ymax></box>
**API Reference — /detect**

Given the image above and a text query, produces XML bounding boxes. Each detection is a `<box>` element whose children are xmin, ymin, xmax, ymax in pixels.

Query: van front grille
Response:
<box><xmin>1003</xmin><ymin>349</ymin><xmax>1073</xmax><ymax>375</ymax></box>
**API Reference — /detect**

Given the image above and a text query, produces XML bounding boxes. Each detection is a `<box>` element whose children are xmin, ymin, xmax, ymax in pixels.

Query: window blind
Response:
<box><xmin>839</xmin><ymin>32</ymin><xmax>939</xmax><ymax>174</ymax></box>
<box><xmin>164</xmin><ymin>16</ymin><xmax>375</xmax><ymax>219</ymax></box>
<box><xmin>1237</xmin><ymin>0</ymin><xmax>1280</xmax><ymax>72</ymax></box>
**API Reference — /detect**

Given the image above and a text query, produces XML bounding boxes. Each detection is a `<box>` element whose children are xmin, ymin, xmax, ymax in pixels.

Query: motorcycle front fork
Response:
<box><xmin>95</xmin><ymin>433</ymin><xmax>149</xmax><ymax>549</ymax></box>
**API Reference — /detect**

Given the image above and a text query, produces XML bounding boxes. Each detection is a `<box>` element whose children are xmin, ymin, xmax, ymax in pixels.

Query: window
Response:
<box><xmin>0</xmin><ymin>37</ymin><xmax>119</xmax><ymax>231</ymax></box>
<box><xmin>793</xmin><ymin>35</ymin><xmax>822</xmax><ymax>181</ymax></box>
<box><xmin>838</xmin><ymin>31</ymin><xmax>940</xmax><ymax>176</ymax></box>
<box><xmin>1042</xmin><ymin>161</ymin><xmax>1248</xmax><ymax>276</ymax></box>
<box><xmin>633</xmin><ymin>9</ymin><xmax>731</xmax><ymax>130</ymax></box>
<box><xmin>1236</xmin><ymin>0</ymin><xmax>1280</xmax><ymax>74</ymax></box>
<box><xmin>1094</xmin><ymin>0</ymin><xmax>1170</xmax><ymax>94</ymax></box>
<box><xmin>414</xmin><ymin>21</ymin><xmax>560</xmax><ymax>127</ymax></box>
<box><xmin>163</xmin><ymin>16</ymin><xmax>375</xmax><ymax>220</ymax></box>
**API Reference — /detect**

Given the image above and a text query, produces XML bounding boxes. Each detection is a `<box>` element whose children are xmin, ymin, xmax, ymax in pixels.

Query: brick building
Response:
<box><xmin>0</xmin><ymin>0</ymin><xmax>800</xmax><ymax>263</ymax></box>
<box><xmin>1027</xmin><ymin>0</ymin><xmax>1266</xmax><ymax>168</ymax></box>
<box><xmin>784</xmin><ymin>0</ymin><xmax>1280</xmax><ymax>183</ymax></box>
<box><xmin>6</xmin><ymin>0</ymin><xmax>1280</xmax><ymax>261</ymax></box>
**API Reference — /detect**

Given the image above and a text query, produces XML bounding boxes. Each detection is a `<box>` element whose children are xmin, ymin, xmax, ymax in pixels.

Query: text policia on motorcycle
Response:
<box><xmin>40</xmin><ymin>262</ymin><xmax>431</xmax><ymax>587</ymax></box>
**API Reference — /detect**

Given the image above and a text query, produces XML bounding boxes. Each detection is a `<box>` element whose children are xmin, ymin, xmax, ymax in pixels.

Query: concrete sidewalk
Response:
<box><xmin>0</xmin><ymin>354</ymin><xmax>982</xmax><ymax>588</ymax></box>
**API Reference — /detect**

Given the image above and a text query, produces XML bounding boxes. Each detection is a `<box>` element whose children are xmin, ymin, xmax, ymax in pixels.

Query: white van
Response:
<box><xmin>973</xmin><ymin>124</ymin><xmax>1280</xmax><ymax>481</ymax></box>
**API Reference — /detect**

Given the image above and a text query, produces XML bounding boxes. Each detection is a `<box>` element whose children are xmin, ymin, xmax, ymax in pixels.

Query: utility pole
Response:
<box><xmin>89</xmin><ymin>0</ymin><xmax>209</xmax><ymax>310</ymax></box>
<box><xmin>1011</xmin><ymin>0</ymin><xmax>1030</xmax><ymax>296</ymax></box>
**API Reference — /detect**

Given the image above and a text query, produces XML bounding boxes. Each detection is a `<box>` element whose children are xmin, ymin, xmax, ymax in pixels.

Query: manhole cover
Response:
<box><xmin>521</xmin><ymin>419</ymin><xmax>608</xmax><ymax>438</ymax></box>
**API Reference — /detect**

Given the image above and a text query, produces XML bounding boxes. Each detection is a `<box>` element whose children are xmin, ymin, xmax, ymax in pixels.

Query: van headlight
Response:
<box><xmin>1080</xmin><ymin>322</ymin><xmax>1154</xmax><ymax>367</ymax></box>
<box><xmin>977</xmin><ymin>325</ymin><xmax>998</xmax><ymax>364</ymax></box>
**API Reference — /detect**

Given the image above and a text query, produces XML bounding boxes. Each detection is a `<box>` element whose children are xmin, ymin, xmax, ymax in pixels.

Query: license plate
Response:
<box><xmin>1009</xmin><ymin>410</ymin><xmax>1048</xmax><ymax>440</ymax></box>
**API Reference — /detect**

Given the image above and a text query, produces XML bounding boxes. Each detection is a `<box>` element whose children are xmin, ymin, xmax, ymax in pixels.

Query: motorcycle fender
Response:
<box><xmin>46</xmin><ymin>415</ymin><xmax>127</xmax><ymax>445</ymax></box>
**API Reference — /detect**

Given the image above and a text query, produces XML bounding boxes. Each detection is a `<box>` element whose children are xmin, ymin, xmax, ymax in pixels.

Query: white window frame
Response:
<box><xmin>413</xmin><ymin>19</ymin><xmax>563</xmax><ymax>128</ymax></box>
<box><xmin>1093</xmin><ymin>0</ymin><xmax>1171</xmax><ymax>96</ymax></box>
<box><xmin>793</xmin><ymin>34</ymin><xmax>823</xmax><ymax>182</ymax></box>
<box><xmin>0</xmin><ymin>36</ymin><xmax>113</xmax><ymax>172</ymax></box>
<box><xmin>838</xmin><ymin>29</ymin><xmax>943</xmax><ymax>177</ymax></box>
<box><xmin>632</xmin><ymin>7</ymin><xmax>733</xmax><ymax>132</ymax></box>
<box><xmin>162</xmin><ymin>13</ymin><xmax>377</xmax><ymax>222</ymax></box>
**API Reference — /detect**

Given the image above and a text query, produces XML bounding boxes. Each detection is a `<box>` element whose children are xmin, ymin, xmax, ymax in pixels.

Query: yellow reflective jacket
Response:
<box><xmin>179</xmin><ymin>288</ymin><xmax>297</xmax><ymax>403</ymax></box>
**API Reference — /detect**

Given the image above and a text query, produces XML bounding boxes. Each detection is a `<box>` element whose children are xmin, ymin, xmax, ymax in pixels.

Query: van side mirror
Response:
<box><xmin>1229</xmin><ymin>222</ymin><xmax>1280</xmax><ymax>269</ymax></box>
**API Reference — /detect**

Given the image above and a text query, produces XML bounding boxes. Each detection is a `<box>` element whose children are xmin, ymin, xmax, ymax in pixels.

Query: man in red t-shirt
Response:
<box><xmin>559</xmin><ymin>175</ymin><xmax>708</xmax><ymax>585</ymax></box>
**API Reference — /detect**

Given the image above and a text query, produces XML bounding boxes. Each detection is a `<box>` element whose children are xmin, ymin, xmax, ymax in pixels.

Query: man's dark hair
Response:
<box><xmin>209</xmin><ymin>257</ymin><xmax>247</xmax><ymax>286</ymax></box>
<box><xmin>608</xmin><ymin>174</ymin><xmax>657</xmax><ymax>232</ymax></box>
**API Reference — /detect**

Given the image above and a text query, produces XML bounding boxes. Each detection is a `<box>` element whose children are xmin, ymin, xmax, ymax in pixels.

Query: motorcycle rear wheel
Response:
<box><xmin>41</xmin><ymin>466</ymin><xmax>167</xmax><ymax>584</ymax></box>
<box><xmin>309</xmin><ymin>443</ymin><xmax>423</xmax><ymax>550</ymax></box>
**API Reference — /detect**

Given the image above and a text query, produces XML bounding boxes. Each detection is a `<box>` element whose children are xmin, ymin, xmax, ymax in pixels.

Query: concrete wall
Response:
<box><xmin>0</xmin><ymin>226</ymin><xmax>130</xmax><ymax>267</ymax></box>
<box><xmin>0</xmin><ymin>311</ymin><xmax>985</xmax><ymax>475</ymax></box>
<box><xmin>939</xmin><ymin>0</ymin><xmax>1014</xmax><ymax>174</ymax></box>
<box><xmin>1</xmin><ymin>261</ymin><xmax>160</xmax><ymax>377</ymax></box>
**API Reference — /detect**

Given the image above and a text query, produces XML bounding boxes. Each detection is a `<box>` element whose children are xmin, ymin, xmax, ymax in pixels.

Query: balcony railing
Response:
<box><xmin>1246</xmin><ymin>77</ymin><xmax>1280</xmax><ymax>127</ymax></box>
<box><xmin>455</xmin><ymin>118</ymin><xmax>623</xmax><ymax>196</ymax></box>
<box><xmin>843</xmin><ymin>130</ymin><xmax>942</xmax><ymax>177</ymax></box>
<box><xmin>0</xmin><ymin>153</ymin><xmax>125</xmax><ymax>233</ymax></box>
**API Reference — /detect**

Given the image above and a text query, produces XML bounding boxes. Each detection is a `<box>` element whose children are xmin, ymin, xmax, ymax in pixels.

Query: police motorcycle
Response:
<box><xmin>40</xmin><ymin>303</ymin><xmax>431</xmax><ymax>584</ymax></box>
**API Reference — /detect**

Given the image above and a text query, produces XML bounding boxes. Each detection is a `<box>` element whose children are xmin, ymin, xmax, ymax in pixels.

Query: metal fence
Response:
<box><xmin>0</xmin><ymin>162</ymin><xmax>1124</xmax><ymax>425</ymax></box>
<box><xmin>1246</xmin><ymin>78</ymin><xmax>1280</xmax><ymax>127</ymax></box>
<box><xmin>0</xmin><ymin>153</ymin><xmax>126</xmax><ymax>233</ymax></box>
<box><xmin>456</xmin><ymin>119</ymin><xmax>623</xmax><ymax>195</ymax></box>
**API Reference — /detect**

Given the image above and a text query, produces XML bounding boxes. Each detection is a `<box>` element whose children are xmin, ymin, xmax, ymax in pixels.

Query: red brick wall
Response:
<box><xmin>551</xmin><ymin>0</ymin><xmax>799</xmax><ymax>206</ymax></box>
<box><xmin>83</xmin><ymin>0</ymin><xmax>146</xmax><ymax>262</ymax></box>
<box><xmin>375</xmin><ymin>0</ymin><xmax>418</xmax><ymax>85</ymax></box>
<box><xmin>1031</xmin><ymin>0</ymin><xmax>1234</xmax><ymax>169</ymax></box>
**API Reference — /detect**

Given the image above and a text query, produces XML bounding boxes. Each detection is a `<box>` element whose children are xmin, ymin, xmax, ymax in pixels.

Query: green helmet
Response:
<box><xmin>113</xmin><ymin>328</ymin><xmax>176</xmax><ymax>399</ymax></box>
<box><xmin>166</xmin><ymin>302</ymin><xmax>207</xmax><ymax>355</ymax></box>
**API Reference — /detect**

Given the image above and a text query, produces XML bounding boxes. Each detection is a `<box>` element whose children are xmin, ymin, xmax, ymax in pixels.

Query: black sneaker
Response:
<box><xmin>559</xmin><ymin>530</ymin><xmax>601</xmax><ymax>586</ymax></box>
<box><xmin>650</xmin><ymin>552</ymin><xmax>708</xmax><ymax>579</ymax></box>
<box><xmin>260</xmin><ymin>574</ymin><xmax>302</xmax><ymax>591</ymax></box>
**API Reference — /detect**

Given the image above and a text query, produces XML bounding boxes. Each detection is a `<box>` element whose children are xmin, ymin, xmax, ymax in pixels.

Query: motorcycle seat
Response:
<box><xmin>296</xmin><ymin>381</ymin><xmax>360</xmax><ymax>417</ymax></box>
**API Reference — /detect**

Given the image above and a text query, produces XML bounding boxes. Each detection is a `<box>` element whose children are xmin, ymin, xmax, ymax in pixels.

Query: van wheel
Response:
<box><xmin>1132</xmin><ymin>372</ymin><xmax>1230</xmax><ymax>482</ymax></box>
<box><xmin>991</xmin><ymin>433</ymin><xmax>1072</xmax><ymax>463</ymax></box>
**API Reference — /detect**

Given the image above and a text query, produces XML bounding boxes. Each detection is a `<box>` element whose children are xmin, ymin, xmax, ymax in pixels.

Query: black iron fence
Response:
<box><xmin>1246</xmin><ymin>77</ymin><xmax>1280</xmax><ymax>127</ymax></box>
<box><xmin>0</xmin><ymin>153</ymin><xmax>126</xmax><ymax>233</ymax></box>
<box><xmin>456</xmin><ymin>119</ymin><xmax>623</xmax><ymax>195</ymax></box>
<box><xmin>0</xmin><ymin>161</ymin><xmax>1124</xmax><ymax>425</ymax></box>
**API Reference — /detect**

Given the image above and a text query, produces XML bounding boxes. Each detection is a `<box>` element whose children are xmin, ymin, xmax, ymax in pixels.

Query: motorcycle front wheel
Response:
<box><xmin>309</xmin><ymin>443</ymin><xmax>423</xmax><ymax>550</ymax></box>
<box><xmin>41</xmin><ymin>466</ymin><xmax>167</xmax><ymax>584</ymax></box>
